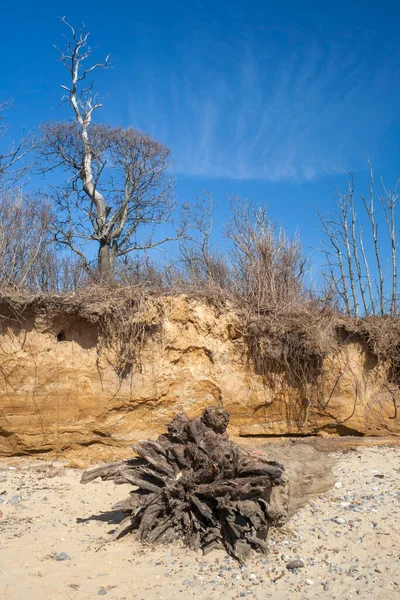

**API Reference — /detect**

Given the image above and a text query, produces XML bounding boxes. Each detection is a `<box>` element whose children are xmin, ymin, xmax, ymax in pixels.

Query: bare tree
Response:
<box><xmin>0</xmin><ymin>101</ymin><xmax>35</xmax><ymax>189</ymax></box>
<box><xmin>317</xmin><ymin>178</ymin><xmax>361</xmax><ymax>316</ymax></box>
<box><xmin>382</xmin><ymin>180</ymin><xmax>398</xmax><ymax>315</ymax></box>
<box><xmin>179</xmin><ymin>191</ymin><xmax>231</xmax><ymax>290</ymax></box>
<box><xmin>318</xmin><ymin>160</ymin><xmax>399</xmax><ymax>316</ymax></box>
<box><xmin>38</xmin><ymin>19</ymin><xmax>180</xmax><ymax>280</ymax></box>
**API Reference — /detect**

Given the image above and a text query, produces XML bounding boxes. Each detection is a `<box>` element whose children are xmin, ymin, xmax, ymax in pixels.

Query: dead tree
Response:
<box><xmin>38</xmin><ymin>19</ymin><xmax>181</xmax><ymax>280</ymax></box>
<box><xmin>81</xmin><ymin>407</ymin><xmax>287</xmax><ymax>562</ymax></box>
<box><xmin>318</xmin><ymin>160</ymin><xmax>399</xmax><ymax>316</ymax></box>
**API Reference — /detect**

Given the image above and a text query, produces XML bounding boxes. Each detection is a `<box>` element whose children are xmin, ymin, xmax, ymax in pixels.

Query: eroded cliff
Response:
<box><xmin>0</xmin><ymin>294</ymin><xmax>398</xmax><ymax>462</ymax></box>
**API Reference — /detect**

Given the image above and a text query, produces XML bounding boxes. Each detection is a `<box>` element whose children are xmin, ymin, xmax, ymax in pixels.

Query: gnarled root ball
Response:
<box><xmin>81</xmin><ymin>406</ymin><xmax>288</xmax><ymax>562</ymax></box>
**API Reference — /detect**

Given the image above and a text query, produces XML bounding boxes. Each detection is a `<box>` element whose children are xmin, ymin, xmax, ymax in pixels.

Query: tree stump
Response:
<box><xmin>81</xmin><ymin>406</ymin><xmax>287</xmax><ymax>562</ymax></box>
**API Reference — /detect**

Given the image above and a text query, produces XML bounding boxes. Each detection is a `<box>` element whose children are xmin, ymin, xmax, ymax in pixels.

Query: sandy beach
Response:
<box><xmin>0</xmin><ymin>444</ymin><xmax>399</xmax><ymax>600</ymax></box>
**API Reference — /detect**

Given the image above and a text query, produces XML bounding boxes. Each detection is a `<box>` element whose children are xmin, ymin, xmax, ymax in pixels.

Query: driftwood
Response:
<box><xmin>81</xmin><ymin>406</ymin><xmax>287</xmax><ymax>562</ymax></box>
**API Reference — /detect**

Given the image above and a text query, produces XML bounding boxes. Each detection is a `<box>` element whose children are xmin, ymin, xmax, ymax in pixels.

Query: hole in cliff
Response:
<box><xmin>321</xmin><ymin>423</ymin><xmax>365</xmax><ymax>436</ymax></box>
<box><xmin>57</xmin><ymin>331</ymin><xmax>66</xmax><ymax>342</ymax></box>
<box><xmin>334</xmin><ymin>424</ymin><xmax>365</xmax><ymax>436</ymax></box>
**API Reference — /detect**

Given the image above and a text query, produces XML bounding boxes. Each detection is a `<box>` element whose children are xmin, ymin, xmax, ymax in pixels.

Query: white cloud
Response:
<box><xmin>128</xmin><ymin>31</ymin><xmax>400</xmax><ymax>182</ymax></box>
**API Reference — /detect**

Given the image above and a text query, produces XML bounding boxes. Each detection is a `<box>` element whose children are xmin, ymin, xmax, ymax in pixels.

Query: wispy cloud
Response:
<box><xmin>128</xmin><ymin>28</ymin><xmax>400</xmax><ymax>182</ymax></box>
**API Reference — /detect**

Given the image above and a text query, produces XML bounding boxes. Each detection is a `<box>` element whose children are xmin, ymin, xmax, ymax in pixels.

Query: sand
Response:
<box><xmin>0</xmin><ymin>444</ymin><xmax>399</xmax><ymax>600</ymax></box>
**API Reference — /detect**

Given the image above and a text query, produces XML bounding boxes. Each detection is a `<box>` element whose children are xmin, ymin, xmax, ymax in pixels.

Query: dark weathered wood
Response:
<box><xmin>81</xmin><ymin>406</ymin><xmax>286</xmax><ymax>562</ymax></box>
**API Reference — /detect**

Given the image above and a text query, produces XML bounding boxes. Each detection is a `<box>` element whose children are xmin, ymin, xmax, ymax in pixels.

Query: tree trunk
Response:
<box><xmin>98</xmin><ymin>241</ymin><xmax>113</xmax><ymax>281</ymax></box>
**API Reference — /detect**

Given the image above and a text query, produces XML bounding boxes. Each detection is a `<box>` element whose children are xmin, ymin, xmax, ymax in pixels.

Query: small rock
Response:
<box><xmin>334</xmin><ymin>482</ymin><xmax>342</xmax><ymax>489</ymax></box>
<box><xmin>56</xmin><ymin>552</ymin><xmax>71</xmax><ymax>561</ymax></box>
<box><xmin>9</xmin><ymin>495</ymin><xmax>22</xmax><ymax>505</ymax></box>
<box><xmin>98</xmin><ymin>589</ymin><xmax>107</xmax><ymax>596</ymax></box>
<box><xmin>332</xmin><ymin>517</ymin><xmax>346</xmax><ymax>525</ymax></box>
<box><xmin>305</xmin><ymin>579</ymin><xmax>314</xmax><ymax>585</ymax></box>
<box><xmin>373</xmin><ymin>474</ymin><xmax>385</xmax><ymax>479</ymax></box>
<box><xmin>323</xmin><ymin>581</ymin><xmax>331</xmax><ymax>591</ymax></box>
<box><xmin>286</xmin><ymin>560</ymin><xmax>305</xmax><ymax>570</ymax></box>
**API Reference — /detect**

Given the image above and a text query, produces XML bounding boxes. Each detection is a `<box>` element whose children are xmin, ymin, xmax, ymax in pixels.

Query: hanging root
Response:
<box><xmin>81</xmin><ymin>406</ymin><xmax>287</xmax><ymax>562</ymax></box>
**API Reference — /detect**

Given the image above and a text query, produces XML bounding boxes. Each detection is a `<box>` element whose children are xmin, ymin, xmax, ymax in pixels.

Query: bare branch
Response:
<box><xmin>0</xmin><ymin>102</ymin><xmax>36</xmax><ymax>189</ymax></box>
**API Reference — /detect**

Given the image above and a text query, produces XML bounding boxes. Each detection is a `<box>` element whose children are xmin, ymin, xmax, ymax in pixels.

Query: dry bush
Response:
<box><xmin>113</xmin><ymin>256</ymin><xmax>178</xmax><ymax>294</ymax></box>
<box><xmin>180</xmin><ymin>245</ymin><xmax>232</xmax><ymax>294</ymax></box>
<box><xmin>227</xmin><ymin>198</ymin><xmax>307</xmax><ymax>314</ymax></box>
<box><xmin>0</xmin><ymin>190</ymin><xmax>89</xmax><ymax>294</ymax></box>
<box><xmin>0</xmin><ymin>191</ymin><xmax>52</xmax><ymax>289</ymax></box>
<box><xmin>27</xmin><ymin>252</ymin><xmax>89</xmax><ymax>294</ymax></box>
<box><xmin>179</xmin><ymin>191</ymin><xmax>233</xmax><ymax>297</ymax></box>
<box><xmin>357</xmin><ymin>317</ymin><xmax>400</xmax><ymax>383</ymax></box>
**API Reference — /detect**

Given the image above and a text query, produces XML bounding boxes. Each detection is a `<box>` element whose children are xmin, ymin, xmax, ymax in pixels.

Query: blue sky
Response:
<box><xmin>2</xmin><ymin>0</ymin><xmax>400</xmax><ymax>267</ymax></box>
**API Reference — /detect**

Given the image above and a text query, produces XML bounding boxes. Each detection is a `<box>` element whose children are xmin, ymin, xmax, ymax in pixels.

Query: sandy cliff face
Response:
<box><xmin>0</xmin><ymin>296</ymin><xmax>398</xmax><ymax>461</ymax></box>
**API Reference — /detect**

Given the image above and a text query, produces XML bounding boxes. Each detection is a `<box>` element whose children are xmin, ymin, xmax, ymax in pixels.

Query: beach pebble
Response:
<box><xmin>334</xmin><ymin>482</ymin><xmax>342</xmax><ymax>489</ymax></box>
<box><xmin>9</xmin><ymin>495</ymin><xmax>22</xmax><ymax>505</ymax></box>
<box><xmin>98</xmin><ymin>589</ymin><xmax>107</xmax><ymax>596</ymax></box>
<box><xmin>332</xmin><ymin>517</ymin><xmax>346</xmax><ymax>525</ymax></box>
<box><xmin>56</xmin><ymin>552</ymin><xmax>71</xmax><ymax>561</ymax></box>
<box><xmin>305</xmin><ymin>578</ymin><xmax>314</xmax><ymax>585</ymax></box>
<box><xmin>286</xmin><ymin>560</ymin><xmax>305</xmax><ymax>570</ymax></box>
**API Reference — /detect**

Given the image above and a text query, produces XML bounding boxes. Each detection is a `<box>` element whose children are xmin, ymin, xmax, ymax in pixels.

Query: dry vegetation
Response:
<box><xmin>1</xmin><ymin>191</ymin><xmax>400</xmax><ymax>425</ymax></box>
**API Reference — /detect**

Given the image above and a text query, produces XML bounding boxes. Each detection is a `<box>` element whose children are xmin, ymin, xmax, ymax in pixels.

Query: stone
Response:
<box><xmin>9</xmin><ymin>495</ymin><xmax>21</xmax><ymax>505</ymax></box>
<box><xmin>332</xmin><ymin>517</ymin><xmax>346</xmax><ymax>525</ymax></box>
<box><xmin>286</xmin><ymin>560</ymin><xmax>305</xmax><ymax>570</ymax></box>
<box><xmin>55</xmin><ymin>552</ymin><xmax>71</xmax><ymax>561</ymax></box>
